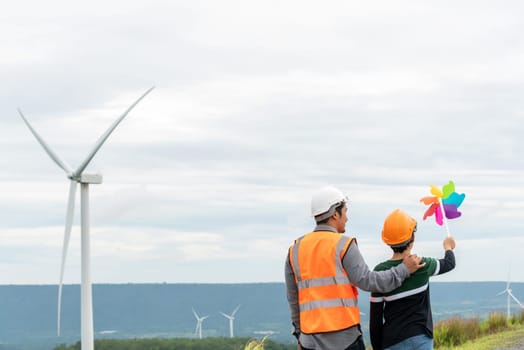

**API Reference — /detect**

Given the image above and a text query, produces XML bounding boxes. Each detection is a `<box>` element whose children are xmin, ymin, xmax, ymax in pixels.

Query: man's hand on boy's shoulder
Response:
<box><xmin>403</xmin><ymin>254</ymin><xmax>426</xmax><ymax>274</ymax></box>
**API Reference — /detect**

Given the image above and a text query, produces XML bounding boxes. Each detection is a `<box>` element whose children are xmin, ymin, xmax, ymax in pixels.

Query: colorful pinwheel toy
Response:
<box><xmin>420</xmin><ymin>180</ymin><xmax>465</xmax><ymax>235</ymax></box>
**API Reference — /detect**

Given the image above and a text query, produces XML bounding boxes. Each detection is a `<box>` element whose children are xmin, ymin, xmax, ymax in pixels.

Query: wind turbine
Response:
<box><xmin>192</xmin><ymin>308</ymin><xmax>209</xmax><ymax>339</ymax></box>
<box><xmin>220</xmin><ymin>305</ymin><xmax>241</xmax><ymax>338</ymax></box>
<box><xmin>18</xmin><ymin>87</ymin><xmax>154</xmax><ymax>350</ymax></box>
<box><xmin>496</xmin><ymin>268</ymin><xmax>524</xmax><ymax>319</ymax></box>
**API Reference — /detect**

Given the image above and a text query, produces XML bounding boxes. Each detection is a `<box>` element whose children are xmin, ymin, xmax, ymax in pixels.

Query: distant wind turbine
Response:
<box><xmin>192</xmin><ymin>308</ymin><xmax>209</xmax><ymax>339</ymax></box>
<box><xmin>496</xmin><ymin>267</ymin><xmax>524</xmax><ymax>320</ymax></box>
<box><xmin>220</xmin><ymin>305</ymin><xmax>241</xmax><ymax>338</ymax></box>
<box><xmin>18</xmin><ymin>87</ymin><xmax>154</xmax><ymax>350</ymax></box>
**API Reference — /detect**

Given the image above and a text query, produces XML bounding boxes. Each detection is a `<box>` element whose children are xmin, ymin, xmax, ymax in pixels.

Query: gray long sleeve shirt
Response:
<box><xmin>285</xmin><ymin>225</ymin><xmax>410</xmax><ymax>349</ymax></box>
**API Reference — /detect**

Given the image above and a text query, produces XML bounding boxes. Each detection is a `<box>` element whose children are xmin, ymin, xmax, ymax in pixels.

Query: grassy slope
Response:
<box><xmin>437</xmin><ymin>325</ymin><xmax>524</xmax><ymax>350</ymax></box>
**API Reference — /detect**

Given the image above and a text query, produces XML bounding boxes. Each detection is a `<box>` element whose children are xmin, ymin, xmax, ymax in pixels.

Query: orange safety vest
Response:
<box><xmin>289</xmin><ymin>231</ymin><xmax>360</xmax><ymax>334</ymax></box>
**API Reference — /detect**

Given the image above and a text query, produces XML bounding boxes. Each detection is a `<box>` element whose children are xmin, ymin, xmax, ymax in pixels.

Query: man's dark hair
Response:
<box><xmin>316</xmin><ymin>202</ymin><xmax>345</xmax><ymax>225</ymax></box>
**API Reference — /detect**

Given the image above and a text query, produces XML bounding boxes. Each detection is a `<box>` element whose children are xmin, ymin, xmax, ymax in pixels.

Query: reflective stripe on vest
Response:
<box><xmin>289</xmin><ymin>231</ymin><xmax>360</xmax><ymax>334</ymax></box>
<box><xmin>300</xmin><ymin>297</ymin><xmax>358</xmax><ymax>311</ymax></box>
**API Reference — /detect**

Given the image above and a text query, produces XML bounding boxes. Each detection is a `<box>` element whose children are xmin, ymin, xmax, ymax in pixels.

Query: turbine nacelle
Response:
<box><xmin>70</xmin><ymin>173</ymin><xmax>103</xmax><ymax>185</ymax></box>
<box><xmin>220</xmin><ymin>312</ymin><xmax>235</xmax><ymax>320</ymax></box>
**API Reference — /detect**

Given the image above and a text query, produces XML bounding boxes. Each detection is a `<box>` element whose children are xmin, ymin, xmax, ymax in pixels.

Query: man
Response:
<box><xmin>285</xmin><ymin>187</ymin><xmax>425</xmax><ymax>350</ymax></box>
<box><xmin>369</xmin><ymin>209</ymin><xmax>456</xmax><ymax>350</ymax></box>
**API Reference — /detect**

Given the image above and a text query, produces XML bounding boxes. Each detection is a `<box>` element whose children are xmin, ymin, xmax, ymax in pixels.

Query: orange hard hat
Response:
<box><xmin>382</xmin><ymin>209</ymin><xmax>417</xmax><ymax>246</ymax></box>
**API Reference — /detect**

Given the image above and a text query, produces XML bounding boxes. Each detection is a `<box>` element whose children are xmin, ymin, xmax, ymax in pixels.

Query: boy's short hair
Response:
<box><xmin>390</xmin><ymin>233</ymin><xmax>415</xmax><ymax>253</ymax></box>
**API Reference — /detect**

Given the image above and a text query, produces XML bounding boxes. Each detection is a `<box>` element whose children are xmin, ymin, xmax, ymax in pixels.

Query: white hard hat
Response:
<box><xmin>311</xmin><ymin>186</ymin><xmax>348</xmax><ymax>218</ymax></box>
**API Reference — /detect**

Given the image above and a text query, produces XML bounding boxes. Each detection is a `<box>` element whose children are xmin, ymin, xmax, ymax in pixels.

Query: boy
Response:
<box><xmin>369</xmin><ymin>209</ymin><xmax>456</xmax><ymax>350</ymax></box>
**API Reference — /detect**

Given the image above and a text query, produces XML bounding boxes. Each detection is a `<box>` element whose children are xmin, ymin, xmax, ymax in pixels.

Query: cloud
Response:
<box><xmin>1</xmin><ymin>1</ymin><xmax>524</xmax><ymax>283</ymax></box>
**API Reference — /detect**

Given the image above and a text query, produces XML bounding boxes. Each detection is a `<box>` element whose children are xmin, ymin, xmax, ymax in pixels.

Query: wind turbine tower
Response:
<box><xmin>496</xmin><ymin>268</ymin><xmax>524</xmax><ymax>320</ymax></box>
<box><xmin>192</xmin><ymin>308</ymin><xmax>209</xmax><ymax>339</ymax></box>
<box><xmin>18</xmin><ymin>87</ymin><xmax>154</xmax><ymax>350</ymax></box>
<box><xmin>220</xmin><ymin>305</ymin><xmax>241</xmax><ymax>338</ymax></box>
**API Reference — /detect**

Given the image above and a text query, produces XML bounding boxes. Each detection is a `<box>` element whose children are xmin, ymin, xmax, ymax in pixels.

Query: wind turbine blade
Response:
<box><xmin>18</xmin><ymin>108</ymin><xmax>73</xmax><ymax>175</ymax></box>
<box><xmin>73</xmin><ymin>87</ymin><xmax>154</xmax><ymax>177</ymax></box>
<box><xmin>232</xmin><ymin>304</ymin><xmax>241</xmax><ymax>317</ymax></box>
<box><xmin>220</xmin><ymin>312</ymin><xmax>230</xmax><ymax>318</ymax></box>
<box><xmin>507</xmin><ymin>264</ymin><xmax>512</xmax><ymax>290</ymax></box>
<box><xmin>57</xmin><ymin>180</ymin><xmax>77</xmax><ymax>336</ymax></box>
<box><xmin>496</xmin><ymin>290</ymin><xmax>507</xmax><ymax>296</ymax></box>
<box><xmin>508</xmin><ymin>291</ymin><xmax>524</xmax><ymax>308</ymax></box>
<box><xmin>192</xmin><ymin>308</ymin><xmax>199</xmax><ymax>319</ymax></box>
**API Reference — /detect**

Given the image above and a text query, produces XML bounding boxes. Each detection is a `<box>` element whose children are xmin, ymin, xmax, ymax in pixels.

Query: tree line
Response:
<box><xmin>53</xmin><ymin>337</ymin><xmax>295</xmax><ymax>350</ymax></box>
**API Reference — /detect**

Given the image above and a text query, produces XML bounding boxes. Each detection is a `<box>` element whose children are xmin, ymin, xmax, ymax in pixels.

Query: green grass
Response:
<box><xmin>434</xmin><ymin>311</ymin><xmax>524</xmax><ymax>349</ymax></box>
<box><xmin>437</xmin><ymin>325</ymin><xmax>524</xmax><ymax>350</ymax></box>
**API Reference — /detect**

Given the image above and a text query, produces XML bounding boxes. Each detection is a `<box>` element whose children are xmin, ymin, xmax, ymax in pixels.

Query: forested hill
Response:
<box><xmin>0</xmin><ymin>282</ymin><xmax>522</xmax><ymax>350</ymax></box>
<box><xmin>0</xmin><ymin>283</ymin><xmax>291</xmax><ymax>349</ymax></box>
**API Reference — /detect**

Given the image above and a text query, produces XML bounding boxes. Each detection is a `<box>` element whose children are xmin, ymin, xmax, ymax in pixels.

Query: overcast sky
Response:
<box><xmin>1</xmin><ymin>1</ymin><xmax>523</xmax><ymax>285</ymax></box>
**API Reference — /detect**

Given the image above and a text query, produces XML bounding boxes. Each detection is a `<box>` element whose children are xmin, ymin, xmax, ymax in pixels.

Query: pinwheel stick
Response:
<box><xmin>439</xmin><ymin>200</ymin><xmax>451</xmax><ymax>237</ymax></box>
